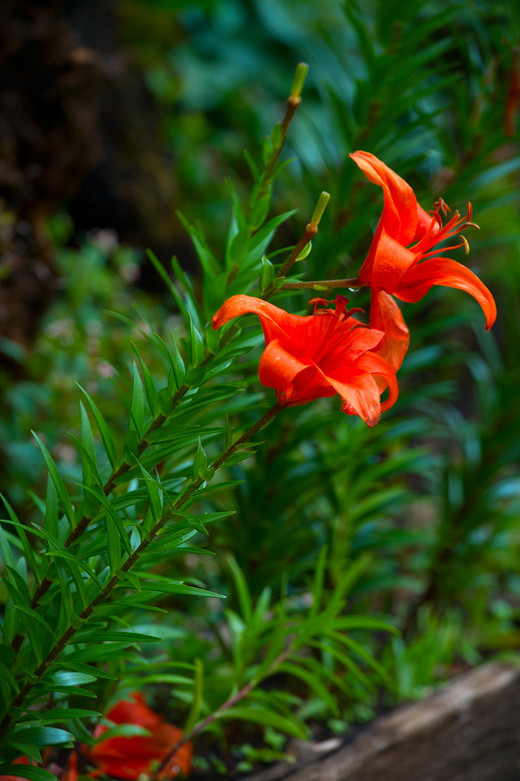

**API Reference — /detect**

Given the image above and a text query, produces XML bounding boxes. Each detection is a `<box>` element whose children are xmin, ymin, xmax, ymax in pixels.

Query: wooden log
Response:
<box><xmin>246</xmin><ymin>663</ymin><xmax>520</xmax><ymax>781</ymax></box>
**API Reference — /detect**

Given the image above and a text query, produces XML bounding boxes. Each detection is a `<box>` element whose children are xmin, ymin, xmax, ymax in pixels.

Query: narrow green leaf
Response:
<box><xmin>270</xmin><ymin>121</ymin><xmax>283</xmax><ymax>149</ymax></box>
<box><xmin>132</xmin><ymin>345</ymin><xmax>158</xmax><ymax>417</ymax></box>
<box><xmin>45</xmin><ymin>549</ymin><xmax>103</xmax><ymax>590</ymax></box>
<box><xmin>227</xmin><ymin>229</ymin><xmax>250</xmax><ymax>268</ymax></box>
<box><xmin>79</xmin><ymin>402</ymin><xmax>98</xmax><ymax>480</ymax></box>
<box><xmin>261</xmin><ymin>136</ymin><xmax>272</xmax><ymax>165</ymax></box>
<box><xmin>249</xmin><ymin>195</ymin><xmax>271</xmax><ymax>232</ymax></box>
<box><xmin>170</xmin><ymin>255</ymin><xmax>202</xmax><ymax>327</ymax></box>
<box><xmin>158</xmin><ymin>386</ymin><xmax>173</xmax><ymax>415</ymax></box>
<box><xmin>139</xmin><ymin>580</ymin><xmax>224</xmax><ymax>599</ymax></box>
<box><xmin>123</xmin><ymin>429</ymin><xmax>139</xmax><ymax>465</ymax></box>
<box><xmin>0</xmin><ymin>766</ymin><xmax>58</xmax><ymax>781</ymax></box>
<box><xmin>4</xmin><ymin>565</ymin><xmax>31</xmax><ymax>605</ymax></box>
<box><xmin>227</xmin><ymin>556</ymin><xmax>252</xmax><ymax>624</ymax></box>
<box><xmin>76</xmin><ymin>384</ymin><xmax>118</xmax><ymax>468</ymax></box>
<box><xmin>243</xmin><ymin>149</ymin><xmax>259</xmax><ymax>181</ymax></box>
<box><xmin>35</xmin><ymin>707</ymin><xmax>101</xmax><ymax>722</ymax></box>
<box><xmin>14</xmin><ymin>726</ymin><xmax>74</xmax><ymax>747</ymax></box>
<box><xmin>0</xmin><ymin>520</ymin><xmax>16</xmax><ymax>569</ymax></box>
<box><xmin>169</xmin><ymin>333</ymin><xmax>186</xmax><ymax>389</ymax></box>
<box><xmin>130</xmin><ymin>362</ymin><xmax>146</xmax><ymax>436</ymax></box>
<box><xmin>192</xmin><ymin>438</ymin><xmax>215</xmax><ymax>481</ymax></box>
<box><xmin>204</xmin><ymin>323</ymin><xmax>220</xmax><ymax>355</ymax></box>
<box><xmin>138</xmin><ymin>465</ymin><xmax>164</xmax><ymax>528</ymax></box>
<box><xmin>105</xmin><ymin>510</ymin><xmax>122</xmax><ymax>574</ymax></box>
<box><xmin>277</xmin><ymin>660</ymin><xmax>338</xmax><ymax>715</ymax></box>
<box><xmin>51</xmin><ymin>670</ymin><xmax>98</xmax><ymax>686</ymax></box>
<box><xmin>310</xmin><ymin>546</ymin><xmax>327</xmax><ymax>618</ymax></box>
<box><xmin>32</xmin><ymin>433</ymin><xmax>76</xmax><ymax>531</ymax></box>
<box><xmin>248</xmin><ymin>209</ymin><xmax>297</xmax><ymax>258</ymax></box>
<box><xmin>0</xmin><ymin>642</ymin><xmax>15</xmax><ymax>666</ymax></box>
<box><xmin>0</xmin><ymin>658</ymin><xmax>19</xmax><ymax>695</ymax></box>
<box><xmin>176</xmin><ymin>213</ymin><xmax>220</xmax><ymax>281</ymax></box>
<box><xmin>260</xmin><ymin>255</ymin><xmax>275</xmax><ymax>290</ymax></box>
<box><xmin>146</xmin><ymin>250</ymin><xmax>187</xmax><ymax>319</ymax></box>
<box><xmin>294</xmin><ymin>241</ymin><xmax>312</xmax><ymax>262</ymax></box>
<box><xmin>45</xmin><ymin>476</ymin><xmax>59</xmax><ymax>540</ymax></box>
<box><xmin>73</xmin><ymin>630</ymin><xmax>160</xmax><ymax>644</ymax></box>
<box><xmin>14</xmin><ymin>605</ymin><xmax>57</xmax><ymax>642</ymax></box>
<box><xmin>186</xmin><ymin>312</ymin><xmax>204</xmax><ymax>367</ymax></box>
<box><xmin>183</xmin><ymin>658</ymin><xmax>204</xmax><ymax>737</ymax></box>
<box><xmin>215</xmin><ymin>705</ymin><xmax>307</xmax><ymax>739</ymax></box>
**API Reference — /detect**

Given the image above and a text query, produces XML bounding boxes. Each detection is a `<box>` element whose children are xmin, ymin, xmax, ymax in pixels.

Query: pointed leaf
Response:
<box><xmin>77</xmin><ymin>384</ymin><xmax>118</xmax><ymax>468</ymax></box>
<box><xmin>32</xmin><ymin>433</ymin><xmax>76</xmax><ymax>531</ymax></box>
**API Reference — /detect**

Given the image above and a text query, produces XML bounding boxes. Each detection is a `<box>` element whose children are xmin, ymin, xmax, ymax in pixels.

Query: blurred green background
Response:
<box><xmin>1</xmin><ymin>0</ymin><xmax>520</xmax><ymax>774</ymax></box>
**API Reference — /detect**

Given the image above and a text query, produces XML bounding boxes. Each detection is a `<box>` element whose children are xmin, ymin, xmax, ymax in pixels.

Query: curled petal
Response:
<box><xmin>320</xmin><ymin>367</ymin><xmax>383</xmax><ymax>427</ymax></box>
<box><xmin>350</xmin><ymin>150</ymin><xmax>419</xmax><ymax>245</ymax></box>
<box><xmin>212</xmin><ymin>294</ymin><xmax>294</xmax><ymax>333</ymax></box>
<box><xmin>395</xmin><ymin>258</ymin><xmax>497</xmax><ymax>329</ymax></box>
<box><xmin>356</xmin><ymin>352</ymin><xmax>399</xmax><ymax>413</ymax></box>
<box><xmin>258</xmin><ymin>339</ymin><xmax>311</xmax><ymax>403</ymax></box>
<box><xmin>366</xmin><ymin>229</ymin><xmax>417</xmax><ymax>292</ymax></box>
<box><xmin>369</xmin><ymin>290</ymin><xmax>410</xmax><ymax>372</ymax></box>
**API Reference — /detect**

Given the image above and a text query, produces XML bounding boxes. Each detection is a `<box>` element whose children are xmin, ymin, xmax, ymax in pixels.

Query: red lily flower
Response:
<box><xmin>212</xmin><ymin>294</ymin><xmax>398</xmax><ymax>427</ymax></box>
<box><xmin>86</xmin><ymin>692</ymin><xmax>192</xmax><ymax>780</ymax></box>
<box><xmin>350</xmin><ymin>150</ymin><xmax>497</xmax><ymax>336</ymax></box>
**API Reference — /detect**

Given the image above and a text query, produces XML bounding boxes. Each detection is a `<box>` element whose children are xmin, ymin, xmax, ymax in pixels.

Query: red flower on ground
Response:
<box><xmin>350</xmin><ymin>150</ymin><xmax>497</xmax><ymax>337</ymax></box>
<box><xmin>213</xmin><ymin>294</ymin><xmax>398</xmax><ymax>427</ymax></box>
<box><xmin>86</xmin><ymin>692</ymin><xmax>192</xmax><ymax>780</ymax></box>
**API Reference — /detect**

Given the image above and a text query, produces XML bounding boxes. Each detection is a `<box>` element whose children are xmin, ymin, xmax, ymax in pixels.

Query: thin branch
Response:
<box><xmin>152</xmin><ymin>643</ymin><xmax>294</xmax><ymax>780</ymax></box>
<box><xmin>282</xmin><ymin>277</ymin><xmax>362</xmax><ymax>291</ymax></box>
<box><xmin>0</xmin><ymin>403</ymin><xmax>282</xmax><ymax>737</ymax></box>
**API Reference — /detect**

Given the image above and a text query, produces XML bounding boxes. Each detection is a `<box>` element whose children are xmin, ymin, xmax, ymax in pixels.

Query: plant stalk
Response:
<box><xmin>0</xmin><ymin>403</ymin><xmax>283</xmax><ymax>736</ymax></box>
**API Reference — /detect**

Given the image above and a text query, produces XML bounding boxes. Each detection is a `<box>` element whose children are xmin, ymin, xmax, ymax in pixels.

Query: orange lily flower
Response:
<box><xmin>86</xmin><ymin>692</ymin><xmax>192</xmax><ymax>780</ymax></box>
<box><xmin>213</xmin><ymin>294</ymin><xmax>398</xmax><ymax>427</ymax></box>
<box><xmin>350</xmin><ymin>151</ymin><xmax>496</xmax><ymax>364</ymax></box>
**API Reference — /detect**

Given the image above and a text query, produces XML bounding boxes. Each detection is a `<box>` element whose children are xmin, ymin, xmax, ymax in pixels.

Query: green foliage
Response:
<box><xmin>1</xmin><ymin>1</ymin><xmax>520</xmax><ymax>777</ymax></box>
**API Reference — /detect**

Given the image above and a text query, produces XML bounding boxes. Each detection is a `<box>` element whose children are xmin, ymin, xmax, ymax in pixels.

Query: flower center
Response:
<box><xmin>309</xmin><ymin>294</ymin><xmax>364</xmax><ymax>321</ymax></box>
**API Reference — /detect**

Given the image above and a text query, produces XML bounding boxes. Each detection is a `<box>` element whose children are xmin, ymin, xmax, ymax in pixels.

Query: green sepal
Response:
<box><xmin>295</xmin><ymin>241</ymin><xmax>312</xmax><ymax>261</ymax></box>
<box><xmin>192</xmin><ymin>438</ymin><xmax>215</xmax><ymax>481</ymax></box>
<box><xmin>260</xmin><ymin>255</ymin><xmax>275</xmax><ymax>290</ymax></box>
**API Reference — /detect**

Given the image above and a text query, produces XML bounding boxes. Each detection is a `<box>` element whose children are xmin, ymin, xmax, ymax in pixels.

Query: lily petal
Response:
<box><xmin>368</xmin><ymin>228</ymin><xmax>417</xmax><ymax>291</ymax></box>
<box><xmin>369</xmin><ymin>290</ymin><xmax>410</xmax><ymax>371</ymax></box>
<box><xmin>350</xmin><ymin>150</ymin><xmax>421</xmax><ymax>245</ymax></box>
<box><xmin>213</xmin><ymin>294</ymin><xmax>307</xmax><ymax>345</ymax></box>
<box><xmin>356</xmin><ymin>351</ymin><xmax>400</xmax><ymax>412</ymax></box>
<box><xmin>395</xmin><ymin>258</ymin><xmax>497</xmax><ymax>329</ymax></box>
<box><xmin>258</xmin><ymin>339</ymin><xmax>312</xmax><ymax>403</ymax></box>
<box><xmin>319</xmin><ymin>367</ymin><xmax>383</xmax><ymax>427</ymax></box>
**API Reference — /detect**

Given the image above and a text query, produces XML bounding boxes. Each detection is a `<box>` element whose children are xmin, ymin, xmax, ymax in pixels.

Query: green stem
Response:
<box><xmin>10</xmin><ymin>316</ymin><xmax>252</xmax><ymax>654</ymax></box>
<box><xmin>152</xmin><ymin>642</ymin><xmax>294</xmax><ymax>780</ymax></box>
<box><xmin>281</xmin><ymin>277</ymin><xmax>362</xmax><ymax>291</ymax></box>
<box><xmin>255</xmin><ymin>93</ymin><xmax>303</xmax><ymax>206</ymax></box>
<box><xmin>0</xmin><ymin>403</ymin><xmax>282</xmax><ymax>737</ymax></box>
